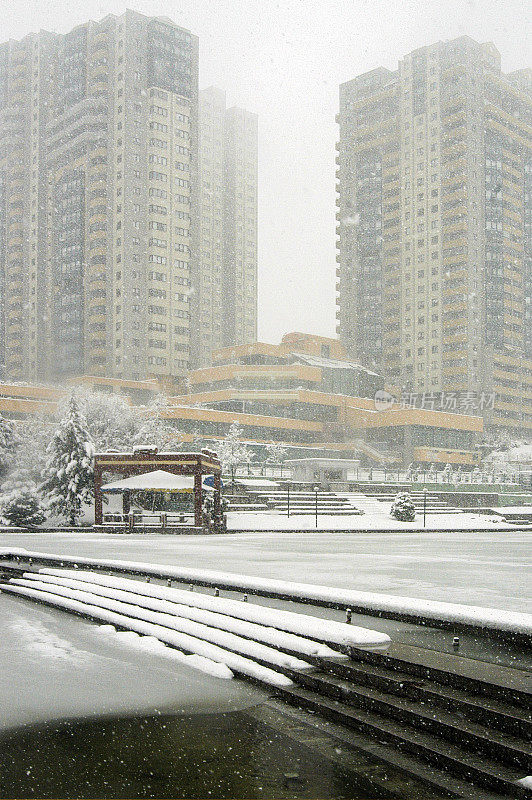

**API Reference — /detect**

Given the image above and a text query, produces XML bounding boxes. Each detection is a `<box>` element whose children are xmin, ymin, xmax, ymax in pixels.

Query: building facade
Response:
<box><xmin>195</xmin><ymin>87</ymin><xmax>258</xmax><ymax>368</ymax></box>
<box><xmin>0</xmin><ymin>10</ymin><xmax>198</xmax><ymax>385</ymax></box>
<box><xmin>336</xmin><ymin>36</ymin><xmax>531</xmax><ymax>438</ymax></box>
<box><xmin>0</xmin><ymin>332</ymin><xmax>483</xmax><ymax>467</ymax></box>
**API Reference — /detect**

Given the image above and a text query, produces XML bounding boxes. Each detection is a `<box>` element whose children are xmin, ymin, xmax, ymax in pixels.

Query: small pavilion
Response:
<box><xmin>94</xmin><ymin>448</ymin><xmax>222</xmax><ymax>528</ymax></box>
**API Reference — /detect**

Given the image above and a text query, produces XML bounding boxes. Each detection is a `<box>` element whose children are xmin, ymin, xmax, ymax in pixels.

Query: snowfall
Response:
<box><xmin>1</xmin><ymin>525</ymin><xmax>530</xmax><ymax>734</ymax></box>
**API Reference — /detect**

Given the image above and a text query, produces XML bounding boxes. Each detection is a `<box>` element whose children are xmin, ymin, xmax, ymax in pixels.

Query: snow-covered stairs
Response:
<box><xmin>0</xmin><ymin>568</ymin><xmax>389</xmax><ymax>688</ymax></box>
<box><xmin>351</xmin><ymin>488</ymin><xmax>465</xmax><ymax>515</ymax></box>
<box><xmin>336</xmin><ymin>492</ymin><xmax>392</xmax><ymax>515</ymax></box>
<box><xmin>2</xmin><ymin>563</ymin><xmax>530</xmax><ymax>798</ymax></box>
<box><xmin>236</xmin><ymin>488</ymin><xmax>363</xmax><ymax>516</ymax></box>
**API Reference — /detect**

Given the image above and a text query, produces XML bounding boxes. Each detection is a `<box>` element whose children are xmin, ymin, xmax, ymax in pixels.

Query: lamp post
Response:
<box><xmin>423</xmin><ymin>487</ymin><xmax>427</xmax><ymax>528</ymax></box>
<box><xmin>314</xmin><ymin>485</ymin><xmax>319</xmax><ymax>529</ymax></box>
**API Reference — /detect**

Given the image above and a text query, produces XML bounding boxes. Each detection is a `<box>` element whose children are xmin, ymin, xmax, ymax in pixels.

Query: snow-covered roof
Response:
<box><xmin>291</xmin><ymin>353</ymin><xmax>380</xmax><ymax>376</ymax></box>
<box><xmin>101</xmin><ymin>470</ymin><xmax>194</xmax><ymax>493</ymax></box>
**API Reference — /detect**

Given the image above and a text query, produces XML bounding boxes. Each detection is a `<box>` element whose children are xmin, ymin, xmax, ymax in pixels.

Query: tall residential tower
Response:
<box><xmin>0</xmin><ymin>10</ymin><xmax>198</xmax><ymax>385</ymax></box>
<box><xmin>196</xmin><ymin>86</ymin><xmax>258</xmax><ymax>367</ymax></box>
<box><xmin>336</xmin><ymin>36</ymin><xmax>531</xmax><ymax>437</ymax></box>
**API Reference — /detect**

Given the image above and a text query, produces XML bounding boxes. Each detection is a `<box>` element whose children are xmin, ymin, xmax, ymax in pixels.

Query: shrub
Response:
<box><xmin>391</xmin><ymin>492</ymin><xmax>416</xmax><ymax>522</ymax></box>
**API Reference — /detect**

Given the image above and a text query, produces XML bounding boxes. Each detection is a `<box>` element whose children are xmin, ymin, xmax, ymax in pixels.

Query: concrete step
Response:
<box><xmin>226</xmin><ymin>504</ymin><xmax>269</xmax><ymax>511</ymax></box>
<box><xmin>290</xmin><ymin>670</ymin><xmax>531</xmax><ymax>771</ymax></box>
<box><xmin>349</xmin><ymin>644</ymin><xmax>532</xmax><ymax>711</ymax></box>
<box><xmin>269</xmin><ymin>508</ymin><xmax>363</xmax><ymax>516</ymax></box>
<box><xmin>269</xmin><ymin>500</ymin><xmax>354</xmax><ymax>509</ymax></box>
<box><xmin>273</xmin><ymin>684</ymin><xmax>531</xmax><ymax>798</ymax></box>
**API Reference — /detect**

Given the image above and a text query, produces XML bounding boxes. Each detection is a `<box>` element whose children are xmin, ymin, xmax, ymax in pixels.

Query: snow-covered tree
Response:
<box><xmin>265</xmin><ymin>440</ymin><xmax>288</xmax><ymax>465</ymax></box>
<box><xmin>0</xmin><ymin>468</ymin><xmax>45</xmax><ymax>527</ymax></box>
<box><xmin>132</xmin><ymin>393</ymin><xmax>183</xmax><ymax>450</ymax></box>
<box><xmin>15</xmin><ymin>417</ymin><xmax>53</xmax><ymax>480</ymax></box>
<box><xmin>184</xmin><ymin>427</ymin><xmax>204</xmax><ymax>451</ymax></box>
<box><xmin>0</xmin><ymin>467</ymin><xmax>37</xmax><ymax>497</ymax></box>
<box><xmin>0</xmin><ymin>414</ymin><xmax>21</xmax><ymax>478</ymax></box>
<box><xmin>67</xmin><ymin>389</ymin><xmax>182</xmax><ymax>453</ymax></box>
<box><xmin>2</xmin><ymin>489</ymin><xmax>46</xmax><ymax>527</ymax></box>
<box><xmin>40</xmin><ymin>397</ymin><xmax>95</xmax><ymax>525</ymax></box>
<box><xmin>215</xmin><ymin>422</ymin><xmax>252</xmax><ymax>492</ymax></box>
<box><xmin>391</xmin><ymin>492</ymin><xmax>416</xmax><ymax>522</ymax></box>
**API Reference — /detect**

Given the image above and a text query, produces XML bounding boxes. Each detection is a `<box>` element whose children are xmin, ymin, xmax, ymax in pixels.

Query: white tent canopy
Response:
<box><xmin>101</xmin><ymin>470</ymin><xmax>194</xmax><ymax>493</ymax></box>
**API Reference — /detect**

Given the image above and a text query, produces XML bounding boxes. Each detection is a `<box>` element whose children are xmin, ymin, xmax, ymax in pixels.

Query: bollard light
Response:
<box><xmin>452</xmin><ymin>636</ymin><xmax>460</xmax><ymax>649</ymax></box>
<box><xmin>167</xmin><ymin>579</ymin><xmax>172</xmax><ymax>587</ymax></box>
<box><xmin>189</xmin><ymin>584</ymin><xmax>194</xmax><ymax>591</ymax></box>
<box><xmin>345</xmin><ymin>608</ymin><xmax>352</xmax><ymax>624</ymax></box>
<box><xmin>214</xmin><ymin>588</ymin><xmax>219</xmax><ymax>596</ymax></box>
<box><xmin>242</xmin><ymin>593</ymin><xmax>248</xmax><ymax>602</ymax></box>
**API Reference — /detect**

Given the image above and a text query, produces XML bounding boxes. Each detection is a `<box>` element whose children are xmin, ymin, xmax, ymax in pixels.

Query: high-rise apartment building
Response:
<box><xmin>195</xmin><ymin>86</ymin><xmax>258</xmax><ymax>367</ymax></box>
<box><xmin>0</xmin><ymin>10</ymin><xmax>198</xmax><ymax>385</ymax></box>
<box><xmin>336</xmin><ymin>36</ymin><xmax>531</xmax><ymax>437</ymax></box>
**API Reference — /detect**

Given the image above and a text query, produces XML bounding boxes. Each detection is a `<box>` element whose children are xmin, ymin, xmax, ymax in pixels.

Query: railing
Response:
<box><xmin>224</xmin><ymin>464</ymin><xmax>527</xmax><ymax>486</ymax></box>
<box><xmin>102</xmin><ymin>511</ymin><xmax>194</xmax><ymax>528</ymax></box>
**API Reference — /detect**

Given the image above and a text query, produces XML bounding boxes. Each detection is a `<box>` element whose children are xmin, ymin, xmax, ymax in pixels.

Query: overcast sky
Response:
<box><xmin>1</xmin><ymin>0</ymin><xmax>529</xmax><ymax>343</ymax></box>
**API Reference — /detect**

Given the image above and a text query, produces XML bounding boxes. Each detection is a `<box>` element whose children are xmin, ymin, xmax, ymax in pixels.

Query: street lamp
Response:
<box><xmin>314</xmin><ymin>485</ymin><xmax>319</xmax><ymax>529</ymax></box>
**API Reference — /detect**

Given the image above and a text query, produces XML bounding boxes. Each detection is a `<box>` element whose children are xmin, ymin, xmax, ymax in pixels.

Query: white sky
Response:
<box><xmin>1</xmin><ymin>0</ymin><xmax>529</xmax><ymax>343</ymax></box>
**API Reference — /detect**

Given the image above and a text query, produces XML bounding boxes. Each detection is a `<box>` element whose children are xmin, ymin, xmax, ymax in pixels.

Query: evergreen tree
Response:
<box><xmin>2</xmin><ymin>489</ymin><xmax>46</xmax><ymax>527</ymax></box>
<box><xmin>41</xmin><ymin>397</ymin><xmax>95</xmax><ymax>525</ymax></box>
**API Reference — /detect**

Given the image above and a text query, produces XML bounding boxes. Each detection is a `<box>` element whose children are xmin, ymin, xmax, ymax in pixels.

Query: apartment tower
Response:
<box><xmin>336</xmin><ymin>36</ymin><xmax>531</xmax><ymax>437</ymax></box>
<box><xmin>0</xmin><ymin>10</ymin><xmax>198</xmax><ymax>385</ymax></box>
<box><xmin>195</xmin><ymin>86</ymin><xmax>258</xmax><ymax>367</ymax></box>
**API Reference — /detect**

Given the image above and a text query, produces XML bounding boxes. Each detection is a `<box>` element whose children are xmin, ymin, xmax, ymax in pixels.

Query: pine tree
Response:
<box><xmin>2</xmin><ymin>489</ymin><xmax>46</xmax><ymax>527</ymax></box>
<box><xmin>41</xmin><ymin>396</ymin><xmax>95</xmax><ymax>525</ymax></box>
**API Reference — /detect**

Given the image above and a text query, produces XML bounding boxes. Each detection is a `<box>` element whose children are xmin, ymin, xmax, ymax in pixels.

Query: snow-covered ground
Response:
<box><xmin>1</xmin><ymin>527</ymin><xmax>529</xmax><ymax>733</ymax></box>
<box><xmin>227</xmin><ymin>509</ymin><xmax>515</xmax><ymax>530</ymax></box>
<box><xmin>0</xmin><ymin>592</ymin><xmax>263</xmax><ymax>733</ymax></box>
<box><xmin>1</xmin><ymin>528</ymin><xmax>529</xmax><ymax>613</ymax></box>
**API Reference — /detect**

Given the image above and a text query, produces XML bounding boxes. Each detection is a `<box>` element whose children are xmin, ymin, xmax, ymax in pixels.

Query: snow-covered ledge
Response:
<box><xmin>1</xmin><ymin>547</ymin><xmax>531</xmax><ymax>643</ymax></box>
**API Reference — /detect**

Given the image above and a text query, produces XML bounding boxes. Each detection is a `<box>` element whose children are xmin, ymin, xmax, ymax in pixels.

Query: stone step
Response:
<box><xmin>289</xmin><ymin>670</ymin><xmax>531</xmax><ymax>771</ymax></box>
<box><xmin>273</xmin><ymin>684</ymin><xmax>530</xmax><ymax>798</ymax></box>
